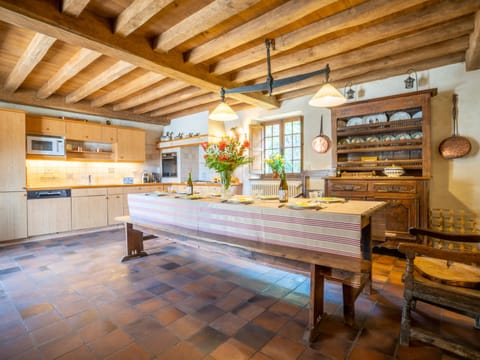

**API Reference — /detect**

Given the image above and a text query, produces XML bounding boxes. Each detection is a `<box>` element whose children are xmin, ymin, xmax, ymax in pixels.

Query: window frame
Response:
<box><xmin>249</xmin><ymin>115</ymin><xmax>303</xmax><ymax>177</ymax></box>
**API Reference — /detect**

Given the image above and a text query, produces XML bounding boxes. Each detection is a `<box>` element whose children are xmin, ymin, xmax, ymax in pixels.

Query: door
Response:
<box><xmin>374</xmin><ymin>197</ymin><xmax>418</xmax><ymax>239</ymax></box>
<box><xmin>116</xmin><ymin>128</ymin><xmax>145</xmax><ymax>161</ymax></box>
<box><xmin>71</xmin><ymin>196</ymin><xmax>108</xmax><ymax>230</ymax></box>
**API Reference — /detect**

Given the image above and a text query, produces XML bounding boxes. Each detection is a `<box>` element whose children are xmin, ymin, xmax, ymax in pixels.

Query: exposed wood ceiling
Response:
<box><xmin>0</xmin><ymin>0</ymin><xmax>478</xmax><ymax>126</ymax></box>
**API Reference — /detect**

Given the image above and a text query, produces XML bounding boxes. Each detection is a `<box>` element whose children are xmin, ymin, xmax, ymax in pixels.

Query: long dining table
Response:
<box><xmin>122</xmin><ymin>193</ymin><xmax>386</xmax><ymax>342</ymax></box>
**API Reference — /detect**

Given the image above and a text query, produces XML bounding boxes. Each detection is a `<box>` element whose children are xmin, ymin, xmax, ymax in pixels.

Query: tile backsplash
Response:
<box><xmin>26</xmin><ymin>160</ymin><xmax>144</xmax><ymax>187</ymax></box>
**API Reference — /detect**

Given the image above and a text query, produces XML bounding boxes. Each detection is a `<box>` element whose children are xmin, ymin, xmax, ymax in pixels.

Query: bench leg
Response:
<box><xmin>121</xmin><ymin>222</ymin><xmax>148</xmax><ymax>262</ymax></box>
<box><xmin>342</xmin><ymin>284</ymin><xmax>358</xmax><ymax>327</ymax></box>
<box><xmin>304</xmin><ymin>264</ymin><xmax>325</xmax><ymax>343</ymax></box>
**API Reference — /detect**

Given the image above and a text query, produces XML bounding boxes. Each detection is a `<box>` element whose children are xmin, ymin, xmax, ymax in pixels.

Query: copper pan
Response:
<box><xmin>438</xmin><ymin>94</ymin><xmax>471</xmax><ymax>159</ymax></box>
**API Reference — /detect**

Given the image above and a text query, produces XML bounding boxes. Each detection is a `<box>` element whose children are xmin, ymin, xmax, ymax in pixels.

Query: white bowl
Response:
<box><xmin>384</xmin><ymin>165</ymin><xmax>404</xmax><ymax>177</ymax></box>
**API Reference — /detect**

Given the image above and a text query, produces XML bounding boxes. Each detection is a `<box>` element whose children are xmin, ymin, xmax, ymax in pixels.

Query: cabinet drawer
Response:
<box><xmin>327</xmin><ymin>181</ymin><xmax>368</xmax><ymax>193</ymax></box>
<box><xmin>72</xmin><ymin>188</ymin><xmax>107</xmax><ymax>197</ymax></box>
<box><xmin>107</xmin><ymin>187</ymin><xmax>124</xmax><ymax>195</ymax></box>
<box><xmin>368</xmin><ymin>181</ymin><xmax>417</xmax><ymax>194</ymax></box>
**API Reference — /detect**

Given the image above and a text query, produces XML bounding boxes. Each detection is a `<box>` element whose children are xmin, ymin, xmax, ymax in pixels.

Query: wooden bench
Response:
<box><xmin>116</xmin><ymin>215</ymin><xmax>372</xmax><ymax>343</ymax></box>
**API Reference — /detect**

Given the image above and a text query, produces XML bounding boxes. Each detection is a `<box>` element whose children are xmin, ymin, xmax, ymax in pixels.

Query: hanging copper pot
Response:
<box><xmin>438</xmin><ymin>94</ymin><xmax>471</xmax><ymax>159</ymax></box>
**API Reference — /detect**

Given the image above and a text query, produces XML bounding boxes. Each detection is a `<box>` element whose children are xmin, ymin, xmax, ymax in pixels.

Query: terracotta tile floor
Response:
<box><xmin>0</xmin><ymin>229</ymin><xmax>478</xmax><ymax>359</ymax></box>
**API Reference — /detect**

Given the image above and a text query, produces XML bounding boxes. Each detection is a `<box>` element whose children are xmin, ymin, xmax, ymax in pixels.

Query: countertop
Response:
<box><xmin>25</xmin><ymin>182</ymin><xmax>242</xmax><ymax>191</ymax></box>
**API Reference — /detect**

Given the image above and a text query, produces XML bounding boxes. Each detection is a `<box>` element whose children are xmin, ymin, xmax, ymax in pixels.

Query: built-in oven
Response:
<box><xmin>161</xmin><ymin>151</ymin><xmax>178</xmax><ymax>179</ymax></box>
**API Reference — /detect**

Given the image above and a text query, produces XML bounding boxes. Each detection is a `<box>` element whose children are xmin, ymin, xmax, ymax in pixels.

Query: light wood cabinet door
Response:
<box><xmin>66</xmin><ymin>121</ymin><xmax>102</xmax><ymax>142</ymax></box>
<box><xmin>71</xmin><ymin>195</ymin><xmax>108</xmax><ymax>230</ymax></box>
<box><xmin>0</xmin><ymin>109</ymin><xmax>26</xmax><ymax>191</ymax></box>
<box><xmin>0</xmin><ymin>192</ymin><xmax>27</xmax><ymax>241</ymax></box>
<box><xmin>108</xmin><ymin>193</ymin><xmax>124</xmax><ymax>225</ymax></box>
<box><xmin>102</xmin><ymin>126</ymin><xmax>117</xmax><ymax>143</ymax></box>
<box><xmin>27</xmin><ymin>198</ymin><xmax>72</xmax><ymax>236</ymax></box>
<box><xmin>116</xmin><ymin>128</ymin><xmax>145</xmax><ymax>162</ymax></box>
<box><xmin>26</xmin><ymin>115</ymin><xmax>65</xmax><ymax>136</ymax></box>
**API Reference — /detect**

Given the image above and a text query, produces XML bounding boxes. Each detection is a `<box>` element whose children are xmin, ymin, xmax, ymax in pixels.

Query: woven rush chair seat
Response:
<box><xmin>398</xmin><ymin>228</ymin><xmax>480</xmax><ymax>359</ymax></box>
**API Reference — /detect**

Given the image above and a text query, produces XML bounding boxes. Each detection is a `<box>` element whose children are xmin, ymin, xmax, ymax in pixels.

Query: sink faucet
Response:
<box><xmin>88</xmin><ymin>175</ymin><xmax>92</xmax><ymax>185</ymax></box>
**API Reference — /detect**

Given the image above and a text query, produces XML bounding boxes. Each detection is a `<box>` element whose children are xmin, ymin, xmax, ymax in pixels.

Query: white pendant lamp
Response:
<box><xmin>308</xmin><ymin>82</ymin><xmax>346</xmax><ymax>107</ymax></box>
<box><xmin>209</xmin><ymin>101</ymin><xmax>239</xmax><ymax>121</ymax></box>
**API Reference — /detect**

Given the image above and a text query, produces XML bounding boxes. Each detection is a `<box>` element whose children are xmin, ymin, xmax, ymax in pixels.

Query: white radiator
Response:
<box><xmin>250</xmin><ymin>180</ymin><xmax>303</xmax><ymax>197</ymax></box>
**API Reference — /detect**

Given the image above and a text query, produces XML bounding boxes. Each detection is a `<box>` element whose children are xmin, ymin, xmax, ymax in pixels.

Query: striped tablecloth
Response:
<box><xmin>128</xmin><ymin>194</ymin><xmax>385</xmax><ymax>259</ymax></box>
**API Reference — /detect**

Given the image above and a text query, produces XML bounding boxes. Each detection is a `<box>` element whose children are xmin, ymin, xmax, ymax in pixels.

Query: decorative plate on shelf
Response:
<box><xmin>338</xmin><ymin>138</ymin><xmax>350</xmax><ymax>145</ymax></box>
<box><xmin>395</xmin><ymin>133</ymin><xmax>411</xmax><ymax>140</ymax></box>
<box><xmin>366</xmin><ymin>135</ymin><xmax>380</xmax><ymax>143</ymax></box>
<box><xmin>350</xmin><ymin>136</ymin><xmax>365</xmax><ymax>144</ymax></box>
<box><xmin>381</xmin><ymin>134</ymin><xmax>396</xmax><ymax>142</ymax></box>
<box><xmin>363</xmin><ymin>113</ymin><xmax>387</xmax><ymax>124</ymax></box>
<box><xmin>411</xmin><ymin>132</ymin><xmax>423</xmax><ymax>139</ymax></box>
<box><xmin>346</xmin><ymin>117</ymin><xmax>364</xmax><ymax>126</ymax></box>
<box><xmin>390</xmin><ymin>111</ymin><xmax>411</xmax><ymax>121</ymax></box>
<box><xmin>412</xmin><ymin>111</ymin><xmax>423</xmax><ymax>119</ymax></box>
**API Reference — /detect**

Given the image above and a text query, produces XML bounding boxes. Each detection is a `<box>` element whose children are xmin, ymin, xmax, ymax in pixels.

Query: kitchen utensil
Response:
<box><xmin>311</xmin><ymin>115</ymin><xmax>331</xmax><ymax>153</ymax></box>
<box><xmin>439</xmin><ymin>94</ymin><xmax>471</xmax><ymax>159</ymax></box>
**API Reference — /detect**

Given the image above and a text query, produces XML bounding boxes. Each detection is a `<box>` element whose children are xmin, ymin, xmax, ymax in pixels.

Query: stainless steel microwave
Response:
<box><xmin>26</xmin><ymin>135</ymin><xmax>65</xmax><ymax>156</ymax></box>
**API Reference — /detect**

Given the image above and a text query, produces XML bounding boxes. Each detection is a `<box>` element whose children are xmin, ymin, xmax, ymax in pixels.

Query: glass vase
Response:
<box><xmin>219</xmin><ymin>170</ymin><xmax>232</xmax><ymax>200</ymax></box>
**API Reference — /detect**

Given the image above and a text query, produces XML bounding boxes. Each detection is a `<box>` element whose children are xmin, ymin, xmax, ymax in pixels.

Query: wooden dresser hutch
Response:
<box><xmin>325</xmin><ymin>89</ymin><xmax>437</xmax><ymax>244</ymax></box>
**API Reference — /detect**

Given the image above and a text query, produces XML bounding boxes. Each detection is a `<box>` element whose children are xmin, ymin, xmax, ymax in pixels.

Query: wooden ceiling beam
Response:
<box><xmin>114</xmin><ymin>0</ymin><xmax>175</xmax><ymax>37</ymax></box>
<box><xmin>277</xmin><ymin>53</ymin><xmax>465</xmax><ymax>102</ymax></box>
<box><xmin>154</xmin><ymin>0</ymin><xmax>262</xmax><ymax>53</ymax></box>
<box><xmin>213</xmin><ymin>0</ymin><xmax>431</xmax><ymax>75</ymax></box>
<box><xmin>0</xmin><ymin>89</ymin><xmax>170</xmax><ymax>125</ymax></box>
<box><xmin>164</xmin><ymin>101</ymin><xmax>250</xmax><ymax>121</ymax></box>
<box><xmin>65</xmin><ymin>60</ymin><xmax>136</xmax><ymax>104</ymax></box>
<box><xmin>91</xmin><ymin>72</ymin><xmax>166</xmax><ymax>107</ymax></box>
<box><xmin>149</xmin><ymin>92</ymin><xmax>221</xmax><ymax>116</ymax></box>
<box><xmin>466</xmin><ymin>11</ymin><xmax>480</xmax><ymax>70</ymax></box>
<box><xmin>133</xmin><ymin>88</ymin><xmax>209</xmax><ymax>114</ymax></box>
<box><xmin>4</xmin><ymin>32</ymin><xmax>56</xmax><ymax>92</ymax></box>
<box><xmin>186</xmin><ymin>0</ymin><xmax>338</xmax><ymax>64</ymax></box>
<box><xmin>266</xmin><ymin>16</ymin><xmax>473</xmax><ymax>90</ymax></box>
<box><xmin>0</xmin><ymin>0</ymin><xmax>278</xmax><ymax>109</ymax></box>
<box><xmin>234</xmin><ymin>0</ymin><xmax>480</xmax><ymax>83</ymax></box>
<box><xmin>62</xmin><ymin>0</ymin><xmax>90</xmax><ymax>17</ymax></box>
<box><xmin>271</xmin><ymin>37</ymin><xmax>470</xmax><ymax>95</ymax></box>
<box><xmin>37</xmin><ymin>48</ymin><xmax>102</xmax><ymax>99</ymax></box>
<box><xmin>113</xmin><ymin>80</ymin><xmax>189</xmax><ymax>111</ymax></box>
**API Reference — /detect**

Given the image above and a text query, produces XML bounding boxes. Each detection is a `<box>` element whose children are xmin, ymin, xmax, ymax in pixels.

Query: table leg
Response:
<box><xmin>342</xmin><ymin>284</ymin><xmax>357</xmax><ymax>327</ymax></box>
<box><xmin>304</xmin><ymin>264</ymin><xmax>325</xmax><ymax>343</ymax></box>
<box><xmin>121</xmin><ymin>222</ymin><xmax>148</xmax><ymax>262</ymax></box>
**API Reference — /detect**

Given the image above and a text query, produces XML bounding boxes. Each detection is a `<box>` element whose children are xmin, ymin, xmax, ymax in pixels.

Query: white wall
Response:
<box><xmin>214</xmin><ymin>62</ymin><xmax>479</xmax><ymax>216</ymax></box>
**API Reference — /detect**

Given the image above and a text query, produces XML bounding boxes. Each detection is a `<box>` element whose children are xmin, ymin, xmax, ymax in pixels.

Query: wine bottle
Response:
<box><xmin>186</xmin><ymin>171</ymin><xmax>193</xmax><ymax>195</ymax></box>
<box><xmin>278</xmin><ymin>169</ymin><xmax>288</xmax><ymax>203</ymax></box>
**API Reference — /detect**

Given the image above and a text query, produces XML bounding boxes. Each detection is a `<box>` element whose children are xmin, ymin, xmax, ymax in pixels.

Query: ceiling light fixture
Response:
<box><xmin>209</xmin><ymin>39</ymin><xmax>346</xmax><ymax>121</ymax></box>
<box><xmin>404</xmin><ymin>69</ymin><xmax>418</xmax><ymax>91</ymax></box>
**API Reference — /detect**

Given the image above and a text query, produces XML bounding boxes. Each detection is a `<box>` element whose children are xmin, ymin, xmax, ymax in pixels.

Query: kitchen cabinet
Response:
<box><xmin>325</xmin><ymin>176</ymin><xmax>429</xmax><ymax>244</ymax></box>
<box><xmin>107</xmin><ymin>187</ymin><xmax>124</xmax><ymax>225</ymax></box>
<box><xmin>26</xmin><ymin>115</ymin><xmax>65</xmax><ymax>136</ymax></box>
<box><xmin>28</xmin><ymin>197</ymin><xmax>71</xmax><ymax>236</ymax></box>
<box><xmin>116</xmin><ymin>127</ymin><xmax>145</xmax><ymax>162</ymax></box>
<box><xmin>66</xmin><ymin>120</ymin><xmax>103</xmax><ymax>142</ymax></box>
<box><xmin>0</xmin><ymin>108</ymin><xmax>27</xmax><ymax>241</ymax></box>
<box><xmin>102</xmin><ymin>125</ymin><xmax>117</xmax><ymax>143</ymax></box>
<box><xmin>331</xmin><ymin>89</ymin><xmax>436</xmax><ymax>177</ymax></box>
<box><xmin>71</xmin><ymin>188</ymin><xmax>108</xmax><ymax>230</ymax></box>
<box><xmin>327</xmin><ymin>90</ymin><xmax>435</xmax><ymax>244</ymax></box>
<box><xmin>0</xmin><ymin>192</ymin><xmax>27</xmax><ymax>241</ymax></box>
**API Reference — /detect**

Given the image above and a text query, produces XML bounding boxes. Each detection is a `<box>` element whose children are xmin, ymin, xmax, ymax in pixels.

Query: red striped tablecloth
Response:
<box><xmin>127</xmin><ymin>194</ymin><xmax>385</xmax><ymax>259</ymax></box>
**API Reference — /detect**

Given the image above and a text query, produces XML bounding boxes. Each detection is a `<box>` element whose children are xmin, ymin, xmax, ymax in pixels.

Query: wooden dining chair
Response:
<box><xmin>398</xmin><ymin>227</ymin><xmax>480</xmax><ymax>359</ymax></box>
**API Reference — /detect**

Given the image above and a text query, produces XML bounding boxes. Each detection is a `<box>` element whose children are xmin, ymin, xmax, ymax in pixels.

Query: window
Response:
<box><xmin>249</xmin><ymin>116</ymin><xmax>303</xmax><ymax>175</ymax></box>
